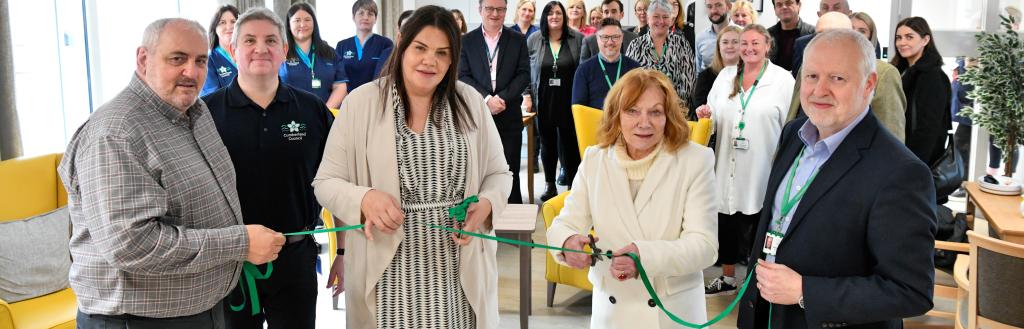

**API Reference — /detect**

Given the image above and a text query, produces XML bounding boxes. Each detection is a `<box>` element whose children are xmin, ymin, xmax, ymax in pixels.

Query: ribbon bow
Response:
<box><xmin>447</xmin><ymin>195</ymin><xmax>479</xmax><ymax>223</ymax></box>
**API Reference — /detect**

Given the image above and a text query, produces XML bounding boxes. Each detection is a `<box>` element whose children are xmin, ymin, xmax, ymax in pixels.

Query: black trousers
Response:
<box><xmin>953</xmin><ymin>124</ymin><xmax>972</xmax><ymax>176</ymax></box>
<box><xmin>717</xmin><ymin>212</ymin><xmax>760</xmax><ymax>265</ymax></box>
<box><xmin>499</xmin><ymin>128</ymin><xmax>524</xmax><ymax>204</ymax></box>
<box><xmin>223</xmin><ymin>238</ymin><xmax>317</xmax><ymax>329</ymax></box>
<box><xmin>76</xmin><ymin>302</ymin><xmax>225</xmax><ymax>329</ymax></box>
<box><xmin>537</xmin><ymin>106</ymin><xmax>580</xmax><ymax>187</ymax></box>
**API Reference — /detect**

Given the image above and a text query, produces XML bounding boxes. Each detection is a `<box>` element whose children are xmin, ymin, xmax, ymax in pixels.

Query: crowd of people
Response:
<box><xmin>59</xmin><ymin>0</ymin><xmax>1015</xmax><ymax>328</ymax></box>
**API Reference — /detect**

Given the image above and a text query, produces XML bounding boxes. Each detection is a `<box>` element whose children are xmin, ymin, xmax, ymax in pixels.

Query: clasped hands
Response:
<box><xmin>360</xmin><ymin>189</ymin><xmax>491</xmax><ymax>245</ymax></box>
<box><xmin>561</xmin><ymin>234</ymin><xmax>640</xmax><ymax>282</ymax></box>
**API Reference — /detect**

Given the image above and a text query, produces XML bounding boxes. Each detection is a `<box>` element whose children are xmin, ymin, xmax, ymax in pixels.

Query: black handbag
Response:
<box><xmin>931</xmin><ymin>134</ymin><xmax>964</xmax><ymax>198</ymax></box>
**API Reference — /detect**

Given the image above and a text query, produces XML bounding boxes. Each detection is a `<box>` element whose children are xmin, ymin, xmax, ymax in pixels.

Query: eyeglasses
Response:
<box><xmin>483</xmin><ymin>6</ymin><xmax>507</xmax><ymax>14</ymax></box>
<box><xmin>774</xmin><ymin>0</ymin><xmax>797</xmax><ymax>7</ymax></box>
<box><xmin>597</xmin><ymin>34</ymin><xmax>623</xmax><ymax>41</ymax></box>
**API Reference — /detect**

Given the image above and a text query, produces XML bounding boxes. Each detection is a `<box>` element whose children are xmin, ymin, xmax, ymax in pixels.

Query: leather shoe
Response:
<box><xmin>557</xmin><ymin>170</ymin><xmax>567</xmax><ymax>186</ymax></box>
<box><xmin>540</xmin><ymin>184</ymin><xmax>559</xmax><ymax>201</ymax></box>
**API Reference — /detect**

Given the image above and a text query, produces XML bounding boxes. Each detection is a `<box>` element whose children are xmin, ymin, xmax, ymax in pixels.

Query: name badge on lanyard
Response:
<box><xmin>733</xmin><ymin>137</ymin><xmax>749</xmax><ymax>150</ymax></box>
<box><xmin>763</xmin><ymin>229</ymin><xmax>784</xmax><ymax>255</ymax></box>
<box><xmin>548</xmin><ymin>78</ymin><xmax>561</xmax><ymax>87</ymax></box>
<box><xmin>311</xmin><ymin>78</ymin><xmax>322</xmax><ymax>89</ymax></box>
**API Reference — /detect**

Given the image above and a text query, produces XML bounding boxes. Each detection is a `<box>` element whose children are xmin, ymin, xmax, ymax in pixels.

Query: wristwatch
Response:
<box><xmin>798</xmin><ymin>295</ymin><xmax>805</xmax><ymax>309</ymax></box>
<box><xmin>336</xmin><ymin>248</ymin><xmax>345</xmax><ymax>256</ymax></box>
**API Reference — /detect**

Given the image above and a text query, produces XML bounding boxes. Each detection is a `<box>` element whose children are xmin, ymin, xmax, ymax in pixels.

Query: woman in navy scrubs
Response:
<box><xmin>281</xmin><ymin>3</ymin><xmax>348</xmax><ymax>108</ymax></box>
<box><xmin>202</xmin><ymin>5</ymin><xmax>239</xmax><ymax>96</ymax></box>
<box><xmin>336</xmin><ymin>0</ymin><xmax>393</xmax><ymax>92</ymax></box>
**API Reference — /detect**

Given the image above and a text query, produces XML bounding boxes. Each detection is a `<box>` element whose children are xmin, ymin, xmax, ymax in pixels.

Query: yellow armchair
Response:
<box><xmin>545</xmin><ymin>106</ymin><xmax>713</xmax><ymax>307</ymax></box>
<box><xmin>0</xmin><ymin>153</ymin><xmax>76</xmax><ymax>329</ymax></box>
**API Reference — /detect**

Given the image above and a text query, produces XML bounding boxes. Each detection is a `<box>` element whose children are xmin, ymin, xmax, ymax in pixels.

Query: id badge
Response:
<box><xmin>311</xmin><ymin>78</ymin><xmax>322</xmax><ymax>89</ymax></box>
<box><xmin>762</xmin><ymin>230</ymin><xmax>784</xmax><ymax>255</ymax></box>
<box><xmin>548</xmin><ymin>78</ymin><xmax>561</xmax><ymax>87</ymax></box>
<box><xmin>733</xmin><ymin>137</ymin><xmax>749</xmax><ymax>150</ymax></box>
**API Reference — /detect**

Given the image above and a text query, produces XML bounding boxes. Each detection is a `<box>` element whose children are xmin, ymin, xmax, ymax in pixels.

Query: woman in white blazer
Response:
<box><xmin>547</xmin><ymin>68</ymin><xmax>719</xmax><ymax>329</ymax></box>
<box><xmin>312</xmin><ymin>6</ymin><xmax>512</xmax><ymax>329</ymax></box>
<box><xmin>695</xmin><ymin>24</ymin><xmax>794</xmax><ymax>296</ymax></box>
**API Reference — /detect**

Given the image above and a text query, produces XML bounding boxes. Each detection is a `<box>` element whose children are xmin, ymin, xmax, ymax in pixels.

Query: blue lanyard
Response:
<box><xmin>354</xmin><ymin>35</ymin><xmax>367</xmax><ymax>61</ymax></box>
<box><xmin>215</xmin><ymin>46</ymin><xmax>235</xmax><ymax>68</ymax></box>
<box><xmin>296</xmin><ymin>45</ymin><xmax>316</xmax><ymax>71</ymax></box>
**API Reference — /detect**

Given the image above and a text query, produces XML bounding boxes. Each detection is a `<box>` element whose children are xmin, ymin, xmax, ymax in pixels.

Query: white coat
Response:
<box><xmin>547</xmin><ymin>143</ymin><xmax>719</xmax><ymax>329</ymax></box>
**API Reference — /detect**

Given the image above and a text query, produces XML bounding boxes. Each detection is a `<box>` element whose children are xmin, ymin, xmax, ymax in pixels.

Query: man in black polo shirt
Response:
<box><xmin>202</xmin><ymin>8</ymin><xmax>332</xmax><ymax>329</ymax></box>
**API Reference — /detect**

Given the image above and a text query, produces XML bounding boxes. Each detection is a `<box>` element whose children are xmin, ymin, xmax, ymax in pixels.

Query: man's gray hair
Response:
<box><xmin>141</xmin><ymin>18</ymin><xmax>206</xmax><ymax>50</ymax></box>
<box><xmin>232</xmin><ymin>7</ymin><xmax>287</xmax><ymax>48</ymax></box>
<box><xmin>804</xmin><ymin>29</ymin><xmax>876</xmax><ymax>80</ymax></box>
<box><xmin>647</xmin><ymin>0</ymin><xmax>673</xmax><ymax>16</ymax></box>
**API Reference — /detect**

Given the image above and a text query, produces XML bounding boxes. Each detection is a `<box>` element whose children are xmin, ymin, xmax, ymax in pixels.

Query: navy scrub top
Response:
<box><xmin>336</xmin><ymin>34</ymin><xmax>394</xmax><ymax>92</ymax></box>
<box><xmin>279</xmin><ymin>45</ymin><xmax>349</xmax><ymax>104</ymax></box>
<box><xmin>202</xmin><ymin>46</ymin><xmax>237</xmax><ymax>96</ymax></box>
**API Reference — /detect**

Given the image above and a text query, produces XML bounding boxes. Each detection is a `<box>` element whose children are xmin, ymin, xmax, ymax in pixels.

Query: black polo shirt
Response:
<box><xmin>202</xmin><ymin>78</ymin><xmax>333</xmax><ymax>233</ymax></box>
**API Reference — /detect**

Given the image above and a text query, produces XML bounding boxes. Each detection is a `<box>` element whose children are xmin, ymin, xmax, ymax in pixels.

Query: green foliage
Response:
<box><xmin>960</xmin><ymin>15</ymin><xmax>1024</xmax><ymax>175</ymax></box>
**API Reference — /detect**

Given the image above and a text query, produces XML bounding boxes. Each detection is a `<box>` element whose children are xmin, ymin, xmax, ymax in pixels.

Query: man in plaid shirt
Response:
<box><xmin>59</xmin><ymin>18</ymin><xmax>285</xmax><ymax>329</ymax></box>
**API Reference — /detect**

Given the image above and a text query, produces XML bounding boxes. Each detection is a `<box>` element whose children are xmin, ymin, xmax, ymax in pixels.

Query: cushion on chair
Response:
<box><xmin>0</xmin><ymin>207</ymin><xmax>71</xmax><ymax>303</ymax></box>
<box><xmin>0</xmin><ymin>154</ymin><xmax>63</xmax><ymax>221</ymax></box>
<box><xmin>976</xmin><ymin>247</ymin><xmax>1024</xmax><ymax>327</ymax></box>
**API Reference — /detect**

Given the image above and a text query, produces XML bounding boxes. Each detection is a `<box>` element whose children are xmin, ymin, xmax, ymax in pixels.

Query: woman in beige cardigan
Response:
<box><xmin>312</xmin><ymin>6</ymin><xmax>512</xmax><ymax>329</ymax></box>
<box><xmin>547</xmin><ymin>69</ymin><xmax>718</xmax><ymax>329</ymax></box>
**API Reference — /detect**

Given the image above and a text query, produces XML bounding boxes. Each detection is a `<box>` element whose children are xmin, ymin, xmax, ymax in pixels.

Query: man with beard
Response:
<box><xmin>694</xmin><ymin>0</ymin><xmax>732</xmax><ymax>72</ymax></box>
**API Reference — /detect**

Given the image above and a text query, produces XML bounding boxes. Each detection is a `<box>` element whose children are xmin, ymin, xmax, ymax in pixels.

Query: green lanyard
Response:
<box><xmin>597</xmin><ymin>55</ymin><xmax>623</xmax><ymax>89</ymax></box>
<box><xmin>549</xmin><ymin>42</ymin><xmax>561</xmax><ymax>75</ymax></box>
<box><xmin>774</xmin><ymin>147</ymin><xmax>821</xmax><ymax>229</ymax></box>
<box><xmin>736</xmin><ymin>61</ymin><xmax>768</xmax><ymax>136</ymax></box>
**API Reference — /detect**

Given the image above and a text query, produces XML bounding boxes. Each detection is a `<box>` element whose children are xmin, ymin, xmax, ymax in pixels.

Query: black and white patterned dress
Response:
<box><xmin>375</xmin><ymin>88</ymin><xmax>475</xmax><ymax>329</ymax></box>
<box><xmin>626</xmin><ymin>32</ymin><xmax>697</xmax><ymax>108</ymax></box>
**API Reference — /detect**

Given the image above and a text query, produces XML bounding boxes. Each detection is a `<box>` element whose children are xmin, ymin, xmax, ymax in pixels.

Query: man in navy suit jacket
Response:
<box><xmin>459</xmin><ymin>0</ymin><xmax>531</xmax><ymax>203</ymax></box>
<box><xmin>737</xmin><ymin>29</ymin><xmax>935</xmax><ymax>329</ymax></box>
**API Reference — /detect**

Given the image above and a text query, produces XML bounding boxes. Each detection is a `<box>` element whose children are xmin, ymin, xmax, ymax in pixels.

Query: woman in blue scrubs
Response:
<box><xmin>336</xmin><ymin>0</ymin><xmax>393</xmax><ymax>92</ymax></box>
<box><xmin>202</xmin><ymin>5</ymin><xmax>239</xmax><ymax>96</ymax></box>
<box><xmin>281</xmin><ymin>3</ymin><xmax>348</xmax><ymax>108</ymax></box>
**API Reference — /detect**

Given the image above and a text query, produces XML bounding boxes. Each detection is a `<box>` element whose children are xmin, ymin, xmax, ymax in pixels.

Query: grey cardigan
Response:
<box><xmin>526</xmin><ymin>29</ymin><xmax>585</xmax><ymax>101</ymax></box>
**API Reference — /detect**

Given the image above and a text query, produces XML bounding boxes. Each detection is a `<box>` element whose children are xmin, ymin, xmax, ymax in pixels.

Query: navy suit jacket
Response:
<box><xmin>459</xmin><ymin>26</ymin><xmax>531</xmax><ymax>132</ymax></box>
<box><xmin>791</xmin><ymin>33</ymin><xmax>815</xmax><ymax>77</ymax></box>
<box><xmin>737</xmin><ymin>111</ymin><xmax>937</xmax><ymax>329</ymax></box>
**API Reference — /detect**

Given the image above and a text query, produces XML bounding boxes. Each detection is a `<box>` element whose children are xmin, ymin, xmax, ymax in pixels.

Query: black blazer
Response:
<box><xmin>459</xmin><ymin>26</ymin><xmax>531</xmax><ymax>133</ymax></box>
<box><xmin>791</xmin><ymin>33</ymin><xmax>814</xmax><ymax>76</ymax></box>
<box><xmin>737</xmin><ymin>112</ymin><xmax>937</xmax><ymax>329</ymax></box>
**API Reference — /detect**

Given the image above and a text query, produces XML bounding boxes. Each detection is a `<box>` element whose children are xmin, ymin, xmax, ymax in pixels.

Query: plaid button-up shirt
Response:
<box><xmin>59</xmin><ymin>74</ymin><xmax>249</xmax><ymax>318</ymax></box>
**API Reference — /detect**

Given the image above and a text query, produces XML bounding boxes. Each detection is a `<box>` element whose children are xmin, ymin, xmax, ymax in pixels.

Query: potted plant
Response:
<box><xmin>960</xmin><ymin>15</ymin><xmax>1024</xmax><ymax>194</ymax></box>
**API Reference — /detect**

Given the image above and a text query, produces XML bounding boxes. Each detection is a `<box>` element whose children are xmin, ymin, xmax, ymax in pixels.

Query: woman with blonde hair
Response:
<box><xmin>548</xmin><ymin>68</ymin><xmax>717</xmax><ymax>328</ymax></box>
<box><xmin>628</xmin><ymin>0</ymin><xmax>651</xmax><ymax>35</ymax></box>
<box><xmin>695</xmin><ymin>24</ymin><xmax>794</xmax><ymax>296</ymax></box>
<box><xmin>729</xmin><ymin>0</ymin><xmax>759</xmax><ymax>27</ymax></box>
<box><xmin>690</xmin><ymin>25</ymin><xmax>742</xmax><ymax>111</ymax></box>
<box><xmin>850</xmin><ymin>12</ymin><xmax>881</xmax><ymax>58</ymax></box>
<box><xmin>567</xmin><ymin>0</ymin><xmax>595</xmax><ymax>36</ymax></box>
<box><xmin>511</xmin><ymin>0</ymin><xmax>539</xmax><ymax>37</ymax></box>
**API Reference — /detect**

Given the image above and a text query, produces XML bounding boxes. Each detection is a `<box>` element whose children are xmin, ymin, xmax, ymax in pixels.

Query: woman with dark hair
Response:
<box><xmin>201</xmin><ymin>4</ymin><xmax>239</xmax><ymax>96</ymax></box>
<box><xmin>892</xmin><ymin>17</ymin><xmax>951</xmax><ymax>188</ymax></box>
<box><xmin>527</xmin><ymin>1</ymin><xmax>585</xmax><ymax>200</ymax></box>
<box><xmin>451</xmin><ymin>9</ymin><xmax>468</xmax><ymax>34</ymax></box>
<box><xmin>626</xmin><ymin>0</ymin><xmax>696</xmax><ymax>109</ymax></box>
<box><xmin>281</xmin><ymin>3</ymin><xmax>348</xmax><ymax>108</ymax></box>
<box><xmin>337</xmin><ymin>0</ymin><xmax>394</xmax><ymax>92</ymax></box>
<box><xmin>313</xmin><ymin>5</ymin><xmax>511</xmax><ymax>328</ymax></box>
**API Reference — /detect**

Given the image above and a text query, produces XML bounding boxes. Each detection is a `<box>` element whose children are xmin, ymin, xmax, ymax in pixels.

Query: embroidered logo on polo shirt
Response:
<box><xmin>286</xmin><ymin>58</ymin><xmax>300</xmax><ymax>66</ymax></box>
<box><xmin>218</xmin><ymin>66</ymin><xmax>232</xmax><ymax>78</ymax></box>
<box><xmin>281</xmin><ymin>120</ymin><xmax>307</xmax><ymax>141</ymax></box>
<box><xmin>343</xmin><ymin>50</ymin><xmax>354</xmax><ymax>59</ymax></box>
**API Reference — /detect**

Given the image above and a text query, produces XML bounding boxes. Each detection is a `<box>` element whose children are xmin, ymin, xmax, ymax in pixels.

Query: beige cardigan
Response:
<box><xmin>312</xmin><ymin>80</ymin><xmax>513</xmax><ymax>329</ymax></box>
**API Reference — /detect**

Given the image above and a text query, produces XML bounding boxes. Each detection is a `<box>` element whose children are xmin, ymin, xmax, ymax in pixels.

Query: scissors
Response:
<box><xmin>587</xmin><ymin>234</ymin><xmax>609</xmax><ymax>267</ymax></box>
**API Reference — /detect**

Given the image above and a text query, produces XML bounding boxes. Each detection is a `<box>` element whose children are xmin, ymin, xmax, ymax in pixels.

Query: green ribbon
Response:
<box><xmin>231</xmin><ymin>225</ymin><xmax>366</xmax><ymax>315</ymax></box>
<box><xmin>447</xmin><ymin>195</ymin><xmax>479</xmax><ymax>223</ymax></box>
<box><xmin>230</xmin><ymin>196</ymin><xmax>755</xmax><ymax>327</ymax></box>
